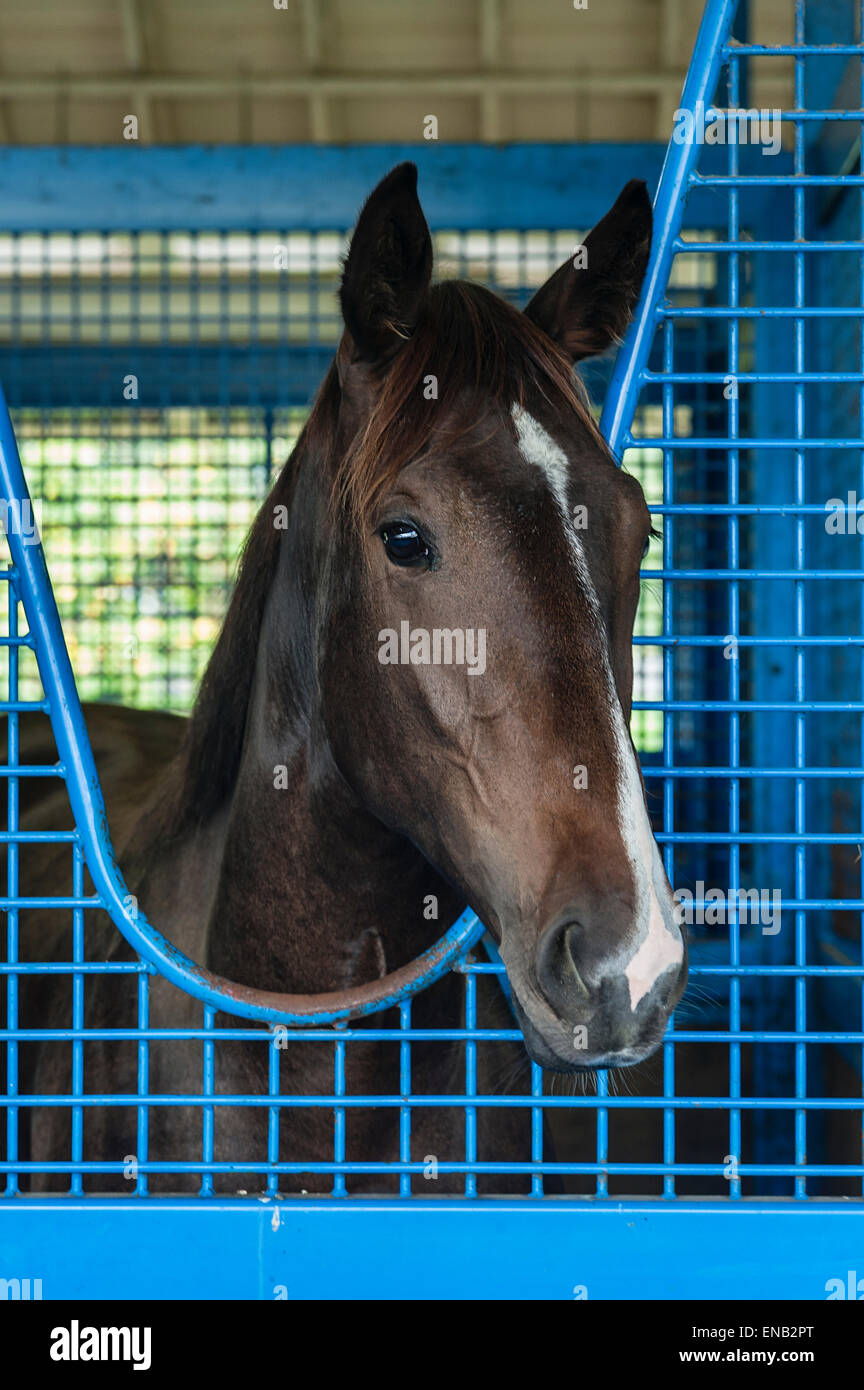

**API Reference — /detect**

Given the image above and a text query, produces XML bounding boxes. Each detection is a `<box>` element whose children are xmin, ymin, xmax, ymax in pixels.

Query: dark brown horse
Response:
<box><xmin>6</xmin><ymin>163</ymin><xmax>686</xmax><ymax>1194</ymax></box>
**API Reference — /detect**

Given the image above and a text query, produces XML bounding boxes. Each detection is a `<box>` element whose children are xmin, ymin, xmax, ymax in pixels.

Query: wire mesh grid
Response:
<box><xmin>615</xmin><ymin>0</ymin><xmax>864</xmax><ymax>1200</ymax></box>
<box><xmin>1</xmin><ymin>0</ymin><xmax>863</xmax><ymax>1202</ymax></box>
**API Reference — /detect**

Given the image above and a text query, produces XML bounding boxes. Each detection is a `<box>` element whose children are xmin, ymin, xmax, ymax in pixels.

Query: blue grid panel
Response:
<box><xmin>2</xmin><ymin>0</ymin><xmax>864</xmax><ymax>1298</ymax></box>
<box><xmin>603</xmin><ymin>0</ymin><xmax>864</xmax><ymax>1209</ymax></box>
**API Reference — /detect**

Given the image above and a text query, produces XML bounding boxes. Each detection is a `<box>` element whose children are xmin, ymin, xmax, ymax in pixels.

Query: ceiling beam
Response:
<box><xmin>0</xmin><ymin>71</ymin><xmax>687</xmax><ymax>99</ymax></box>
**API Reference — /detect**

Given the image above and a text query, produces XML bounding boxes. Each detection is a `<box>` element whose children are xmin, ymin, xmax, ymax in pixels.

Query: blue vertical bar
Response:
<box><xmin>595</xmin><ymin>1068</ymin><xmax>609</xmax><ymax>1199</ymax></box>
<box><xmin>530</xmin><ymin>1061</ymin><xmax>543</xmax><ymax>1198</ymax></box>
<box><xmin>464</xmin><ymin>968</ymin><xmax>477</xmax><ymax>1198</ymax></box>
<box><xmin>662</xmin><ymin>1042</ymin><xmax>676</xmax><ymax>1199</ymax></box>
<box><xmin>70</xmin><ymin>842</ymin><xmax>85</xmax><ymax>1195</ymax></box>
<box><xmin>200</xmin><ymin>1005</ymin><xmax>215</xmax><ymax>1197</ymax></box>
<box><xmin>266</xmin><ymin>1032</ymin><xmax>280</xmax><ymax>1197</ymax></box>
<box><xmin>731</xmin><ymin>0</ymin><xmax>750</xmax><ymax>106</ymax></box>
<box><xmin>4</xmin><ymin>574</ymin><xmax>19</xmax><ymax>1196</ymax></box>
<box><xmin>793</xmin><ymin>0</ymin><xmax>808</xmax><ymax>1200</ymax></box>
<box><xmin>332</xmin><ymin>1027</ymin><xmax>347</xmax><ymax>1198</ymax></box>
<box><xmin>399</xmin><ymin>999</ymin><xmax>412</xmax><ymax>1198</ymax></box>
<box><xmin>135</xmin><ymin>963</ymin><xmax>149</xmax><ymax>1197</ymax></box>
<box><xmin>727</xmin><ymin>45</ymin><xmax>742</xmax><ymax>1202</ymax></box>
<box><xmin>661</xmin><ymin>317</ymin><xmax>676</xmax><ymax>1200</ymax></box>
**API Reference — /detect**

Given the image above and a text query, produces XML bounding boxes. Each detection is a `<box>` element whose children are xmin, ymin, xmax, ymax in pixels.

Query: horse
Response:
<box><xmin>4</xmin><ymin>162</ymin><xmax>687</xmax><ymax>1195</ymax></box>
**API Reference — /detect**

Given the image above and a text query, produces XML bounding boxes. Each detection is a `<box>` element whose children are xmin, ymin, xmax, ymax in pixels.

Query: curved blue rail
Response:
<box><xmin>0</xmin><ymin>381</ymin><xmax>485</xmax><ymax>1025</ymax></box>
<box><xmin>600</xmin><ymin>0</ymin><xmax>739</xmax><ymax>453</ymax></box>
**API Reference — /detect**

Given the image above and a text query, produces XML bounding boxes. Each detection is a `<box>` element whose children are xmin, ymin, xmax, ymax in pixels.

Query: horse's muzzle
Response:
<box><xmin>509</xmin><ymin>911</ymin><xmax>688</xmax><ymax>1072</ymax></box>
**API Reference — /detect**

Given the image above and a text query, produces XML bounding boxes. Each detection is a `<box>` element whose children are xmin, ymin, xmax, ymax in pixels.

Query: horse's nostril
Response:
<box><xmin>562</xmin><ymin>924</ymin><xmax>588</xmax><ymax>985</ymax></box>
<box><xmin>536</xmin><ymin>919</ymin><xmax>591</xmax><ymax>1006</ymax></box>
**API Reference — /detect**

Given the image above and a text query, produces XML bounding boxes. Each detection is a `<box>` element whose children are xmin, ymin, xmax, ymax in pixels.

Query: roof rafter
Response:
<box><xmin>479</xmin><ymin>0</ymin><xmax>501</xmax><ymax>143</ymax></box>
<box><xmin>119</xmin><ymin>0</ymin><xmax>153</xmax><ymax>142</ymax></box>
<box><xmin>301</xmin><ymin>0</ymin><xmax>329</xmax><ymax>143</ymax></box>
<box><xmin>657</xmin><ymin>0</ymin><xmax>686</xmax><ymax>139</ymax></box>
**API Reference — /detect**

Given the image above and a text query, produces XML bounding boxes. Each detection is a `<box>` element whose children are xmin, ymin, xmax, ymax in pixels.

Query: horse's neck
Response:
<box><xmin>131</xmin><ymin>476</ymin><xmax>462</xmax><ymax>996</ymax></box>
<box><xmin>199</xmin><ymin>737</ymin><xmax>457</xmax><ymax>992</ymax></box>
<box><xmin>132</xmin><ymin>745</ymin><xmax>455</xmax><ymax>996</ymax></box>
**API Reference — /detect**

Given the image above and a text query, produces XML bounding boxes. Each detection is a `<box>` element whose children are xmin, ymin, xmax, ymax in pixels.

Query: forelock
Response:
<box><xmin>333</xmin><ymin>280</ymin><xmax>601</xmax><ymax>525</ymax></box>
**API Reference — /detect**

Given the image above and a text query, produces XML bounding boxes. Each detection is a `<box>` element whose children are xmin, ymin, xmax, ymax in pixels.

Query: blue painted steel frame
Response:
<box><xmin>0</xmin><ymin>142</ymin><xmax>786</xmax><ymax>233</ymax></box>
<box><xmin>3</xmin><ymin>0</ymin><xmax>864</xmax><ymax>1299</ymax></box>
<box><xmin>1</xmin><ymin>1197</ymin><xmax>861</xmax><ymax>1300</ymax></box>
<box><xmin>0</xmin><ymin>144</ymin><xmax>672</xmax><ymax>232</ymax></box>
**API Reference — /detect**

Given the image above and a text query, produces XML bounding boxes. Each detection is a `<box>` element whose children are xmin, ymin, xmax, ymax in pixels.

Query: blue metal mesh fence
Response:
<box><xmin>0</xmin><ymin>0</ymin><xmax>861</xmax><ymax>1217</ymax></box>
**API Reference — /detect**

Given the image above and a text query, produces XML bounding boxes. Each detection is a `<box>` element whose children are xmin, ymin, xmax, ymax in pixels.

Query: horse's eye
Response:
<box><xmin>641</xmin><ymin>536</ymin><xmax>651</xmax><ymax>559</ymax></box>
<box><xmin>380</xmin><ymin>521</ymin><xmax>430</xmax><ymax>567</ymax></box>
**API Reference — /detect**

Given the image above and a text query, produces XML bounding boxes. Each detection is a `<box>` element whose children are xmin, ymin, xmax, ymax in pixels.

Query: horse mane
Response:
<box><xmin>164</xmin><ymin>367</ymin><xmax>341</xmax><ymax>835</ymax></box>
<box><xmin>167</xmin><ymin>279</ymin><xmax>599</xmax><ymax>834</ymax></box>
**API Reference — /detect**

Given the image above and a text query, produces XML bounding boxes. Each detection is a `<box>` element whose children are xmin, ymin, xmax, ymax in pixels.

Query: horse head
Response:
<box><xmin>246</xmin><ymin>163</ymin><xmax>687</xmax><ymax>1071</ymax></box>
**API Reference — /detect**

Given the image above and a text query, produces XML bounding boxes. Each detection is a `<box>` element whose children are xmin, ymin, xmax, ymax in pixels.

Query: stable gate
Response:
<box><xmin>1</xmin><ymin>0</ymin><xmax>864</xmax><ymax>1299</ymax></box>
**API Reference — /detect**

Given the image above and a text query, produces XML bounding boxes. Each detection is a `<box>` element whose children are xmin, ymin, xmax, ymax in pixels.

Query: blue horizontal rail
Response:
<box><xmin>0</xmin><ymin>345</ymin><xmax>335</xmax><ymax>409</ymax></box>
<box><xmin>0</xmin><ymin>143</ymin><xmax>784</xmax><ymax>232</ymax></box>
<box><xmin>2</xmin><ymin>1159</ymin><xmax>861</xmax><ymax>1177</ymax></box>
<box><xmin>2</xmin><ymin>1198</ymin><xmax>862</xmax><ymax>1300</ymax></box>
<box><xmin>1</xmin><ymin>1092</ymin><xmax>862</xmax><ymax>1111</ymax></box>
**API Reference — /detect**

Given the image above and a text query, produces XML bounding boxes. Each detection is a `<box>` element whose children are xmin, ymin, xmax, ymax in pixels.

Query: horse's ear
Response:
<box><xmin>340</xmin><ymin>162</ymin><xmax>433</xmax><ymax>363</ymax></box>
<box><xmin>524</xmin><ymin>180</ymin><xmax>652</xmax><ymax>363</ymax></box>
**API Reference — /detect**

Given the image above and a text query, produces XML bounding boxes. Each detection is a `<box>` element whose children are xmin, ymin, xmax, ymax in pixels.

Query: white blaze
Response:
<box><xmin>512</xmin><ymin>406</ymin><xmax>683</xmax><ymax>1010</ymax></box>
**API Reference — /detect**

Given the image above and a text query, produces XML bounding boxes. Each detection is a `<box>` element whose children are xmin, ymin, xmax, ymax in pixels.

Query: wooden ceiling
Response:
<box><xmin>0</xmin><ymin>0</ymin><xmax>798</xmax><ymax>145</ymax></box>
